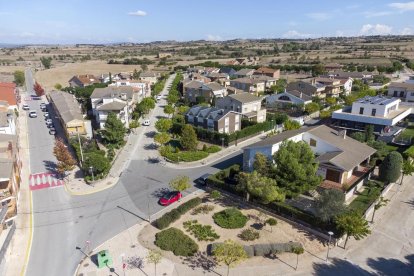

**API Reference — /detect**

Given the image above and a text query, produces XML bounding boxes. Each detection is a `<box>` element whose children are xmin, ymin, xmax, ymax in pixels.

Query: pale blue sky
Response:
<box><xmin>0</xmin><ymin>0</ymin><xmax>413</xmax><ymax>44</ymax></box>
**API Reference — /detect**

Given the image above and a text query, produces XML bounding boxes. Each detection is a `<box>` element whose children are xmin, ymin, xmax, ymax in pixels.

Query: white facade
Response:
<box><xmin>0</xmin><ymin>115</ymin><xmax>16</xmax><ymax>135</ymax></box>
<box><xmin>266</xmin><ymin>91</ymin><xmax>312</xmax><ymax>106</ymax></box>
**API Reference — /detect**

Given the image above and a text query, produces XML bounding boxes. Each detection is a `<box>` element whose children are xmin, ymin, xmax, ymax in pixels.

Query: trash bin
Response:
<box><xmin>97</xmin><ymin>250</ymin><xmax>113</xmax><ymax>268</ymax></box>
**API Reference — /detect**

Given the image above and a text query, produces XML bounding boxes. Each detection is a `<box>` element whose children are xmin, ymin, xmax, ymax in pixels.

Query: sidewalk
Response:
<box><xmin>3</xmin><ymin>99</ymin><xmax>33</xmax><ymax>276</ymax></box>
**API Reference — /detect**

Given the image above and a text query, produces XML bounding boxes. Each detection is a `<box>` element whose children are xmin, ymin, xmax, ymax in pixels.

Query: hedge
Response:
<box><xmin>208</xmin><ymin>242</ymin><xmax>303</xmax><ymax>257</ymax></box>
<box><xmin>155</xmin><ymin>227</ymin><xmax>199</xmax><ymax>256</ymax></box>
<box><xmin>155</xmin><ymin>197</ymin><xmax>202</xmax><ymax>229</ymax></box>
<box><xmin>163</xmin><ymin>150</ymin><xmax>209</xmax><ymax>162</ymax></box>
<box><xmin>404</xmin><ymin>145</ymin><xmax>414</xmax><ymax>159</ymax></box>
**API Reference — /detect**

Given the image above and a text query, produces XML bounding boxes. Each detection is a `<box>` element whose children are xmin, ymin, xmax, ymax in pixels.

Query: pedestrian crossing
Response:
<box><xmin>29</xmin><ymin>172</ymin><xmax>64</xmax><ymax>191</ymax></box>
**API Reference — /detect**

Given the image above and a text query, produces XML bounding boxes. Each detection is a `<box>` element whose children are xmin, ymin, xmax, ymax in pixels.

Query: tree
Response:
<box><xmin>102</xmin><ymin>112</ymin><xmax>126</xmax><ymax>145</ymax></box>
<box><xmin>350</xmin><ymin>132</ymin><xmax>366</xmax><ymax>143</ymax></box>
<box><xmin>401</xmin><ymin>159</ymin><xmax>414</xmax><ymax>185</ymax></box>
<box><xmin>40</xmin><ymin>56</ymin><xmax>52</xmax><ymax>69</ymax></box>
<box><xmin>132</xmin><ymin>69</ymin><xmax>140</xmax><ymax>80</ymax></box>
<box><xmin>312</xmin><ymin>64</ymin><xmax>326</xmax><ymax>76</ymax></box>
<box><xmin>305</xmin><ymin>102</ymin><xmax>320</xmax><ymax>114</ymax></box>
<box><xmin>265</xmin><ymin>218</ymin><xmax>277</xmax><ymax>232</ymax></box>
<box><xmin>53</xmin><ymin>138</ymin><xmax>77</xmax><ymax>176</ymax></box>
<box><xmin>54</xmin><ymin>83</ymin><xmax>62</xmax><ymax>90</ymax></box>
<box><xmin>141</xmin><ymin>64</ymin><xmax>148</xmax><ymax>71</ymax></box>
<box><xmin>314</xmin><ymin>189</ymin><xmax>346</xmax><ymax>223</ymax></box>
<box><xmin>372</xmin><ymin>196</ymin><xmax>389</xmax><ymax>223</ymax></box>
<box><xmin>379</xmin><ymin>152</ymin><xmax>403</xmax><ymax>184</ymax></box>
<box><xmin>164</xmin><ymin>105</ymin><xmax>175</xmax><ymax>118</ymax></box>
<box><xmin>335</xmin><ymin>212</ymin><xmax>371</xmax><ymax>249</ymax></box>
<box><xmin>283</xmin><ymin>119</ymin><xmax>301</xmax><ymax>130</ymax></box>
<box><xmin>273</xmin><ymin>140</ymin><xmax>322</xmax><ymax>197</ymax></box>
<box><xmin>291</xmin><ymin>246</ymin><xmax>304</xmax><ymax>270</ymax></box>
<box><xmin>180</xmin><ymin>124</ymin><xmax>198</xmax><ymax>151</ymax></box>
<box><xmin>155</xmin><ymin>118</ymin><xmax>173</xmax><ymax>133</ymax></box>
<box><xmin>210</xmin><ymin>190</ymin><xmax>222</xmax><ymax>201</ymax></box>
<box><xmin>364</xmin><ymin>125</ymin><xmax>374</xmax><ymax>142</ymax></box>
<box><xmin>128</xmin><ymin>120</ymin><xmax>139</xmax><ymax>132</ymax></box>
<box><xmin>270</xmin><ymin>78</ymin><xmax>287</xmax><ymax>93</ymax></box>
<box><xmin>177</xmin><ymin>105</ymin><xmax>190</xmax><ymax>115</ymax></box>
<box><xmin>82</xmin><ymin>152</ymin><xmax>111</xmax><ymax>176</ymax></box>
<box><xmin>213</xmin><ymin>240</ymin><xmax>247</xmax><ymax>276</ymax></box>
<box><xmin>325</xmin><ymin>97</ymin><xmax>337</xmax><ymax>106</ymax></box>
<box><xmin>154</xmin><ymin>132</ymin><xmax>171</xmax><ymax>145</ymax></box>
<box><xmin>33</xmin><ymin>81</ymin><xmax>45</xmax><ymax>96</ymax></box>
<box><xmin>135</xmin><ymin>97</ymin><xmax>155</xmax><ymax>117</ymax></box>
<box><xmin>169</xmin><ymin>175</ymin><xmax>191</xmax><ymax>192</ymax></box>
<box><xmin>238</xmin><ymin>171</ymin><xmax>285</xmax><ymax>204</ymax></box>
<box><xmin>253</xmin><ymin>152</ymin><xmax>271</xmax><ymax>176</ymax></box>
<box><xmin>13</xmin><ymin>70</ymin><xmax>25</xmax><ymax>86</ymax></box>
<box><xmin>146</xmin><ymin>249</ymin><xmax>162</xmax><ymax>276</ymax></box>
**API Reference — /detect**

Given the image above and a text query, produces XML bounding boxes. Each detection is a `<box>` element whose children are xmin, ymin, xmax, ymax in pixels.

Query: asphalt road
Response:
<box><xmin>25</xmin><ymin>72</ymin><xmax>243</xmax><ymax>276</ymax></box>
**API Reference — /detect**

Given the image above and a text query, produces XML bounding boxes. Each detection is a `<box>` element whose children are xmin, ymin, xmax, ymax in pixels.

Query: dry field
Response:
<box><xmin>34</xmin><ymin>60</ymin><xmax>143</xmax><ymax>90</ymax></box>
<box><xmin>138</xmin><ymin>196</ymin><xmax>326</xmax><ymax>268</ymax></box>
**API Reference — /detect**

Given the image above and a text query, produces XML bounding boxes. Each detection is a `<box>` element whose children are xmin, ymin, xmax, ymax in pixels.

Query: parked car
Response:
<box><xmin>47</xmin><ymin>122</ymin><xmax>54</xmax><ymax>128</ymax></box>
<box><xmin>44</xmin><ymin>112</ymin><xmax>49</xmax><ymax>118</ymax></box>
<box><xmin>22</xmin><ymin>104</ymin><xmax>30</xmax><ymax>110</ymax></box>
<box><xmin>197</xmin><ymin>173</ymin><xmax>212</xmax><ymax>186</ymax></box>
<box><xmin>49</xmin><ymin>128</ymin><xmax>56</xmax><ymax>135</ymax></box>
<box><xmin>143</xmin><ymin>120</ymin><xmax>150</xmax><ymax>126</ymax></box>
<box><xmin>159</xmin><ymin>191</ymin><xmax>182</xmax><ymax>206</ymax></box>
<box><xmin>46</xmin><ymin>119</ymin><xmax>53</xmax><ymax>125</ymax></box>
<box><xmin>40</xmin><ymin>102</ymin><xmax>46</xmax><ymax>109</ymax></box>
<box><xmin>156</xmin><ymin>95</ymin><xmax>162</xmax><ymax>101</ymax></box>
<box><xmin>29</xmin><ymin>111</ymin><xmax>37</xmax><ymax>118</ymax></box>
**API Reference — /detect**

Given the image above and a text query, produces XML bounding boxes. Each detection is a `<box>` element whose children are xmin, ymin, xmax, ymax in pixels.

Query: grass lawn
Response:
<box><xmin>349</xmin><ymin>186</ymin><xmax>382</xmax><ymax>214</ymax></box>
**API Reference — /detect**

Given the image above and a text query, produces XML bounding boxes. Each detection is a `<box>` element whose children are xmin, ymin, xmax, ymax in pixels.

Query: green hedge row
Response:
<box><xmin>163</xmin><ymin>150</ymin><xmax>209</xmax><ymax>162</ymax></box>
<box><xmin>209</xmin><ymin>242</ymin><xmax>303</xmax><ymax>257</ymax></box>
<box><xmin>155</xmin><ymin>197</ymin><xmax>202</xmax><ymax>229</ymax></box>
<box><xmin>155</xmin><ymin>227</ymin><xmax>199</xmax><ymax>256</ymax></box>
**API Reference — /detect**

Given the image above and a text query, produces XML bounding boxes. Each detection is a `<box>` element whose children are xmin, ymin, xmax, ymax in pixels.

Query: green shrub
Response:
<box><xmin>210</xmin><ymin>190</ymin><xmax>222</xmax><ymax>200</ymax></box>
<box><xmin>239</xmin><ymin>229</ymin><xmax>260</xmax><ymax>241</ymax></box>
<box><xmin>183</xmin><ymin>220</ymin><xmax>220</xmax><ymax>241</ymax></box>
<box><xmin>155</xmin><ymin>197</ymin><xmax>202</xmax><ymax>229</ymax></box>
<box><xmin>155</xmin><ymin>228</ymin><xmax>198</xmax><ymax>256</ymax></box>
<box><xmin>265</xmin><ymin>218</ymin><xmax>277</xmax><ymax>226</ymax></box>
<box><xmin>206</xmin><ymin>145</ymin><xmax>221</xmax><ymax>153</ymax></box>
<box><xmin>213</xmin><ymin>208</ymin><xmax>248</xmax><ymax>229</ymax></box>
<box><xmin>192</xmin><ymin>204</ymin><xmax>215</xmax><ymax>215</ymax></box>
<box><xmin>162</xmin><ymin>150</ymin><xmax>209</xmax><ymax>162</ymax></box>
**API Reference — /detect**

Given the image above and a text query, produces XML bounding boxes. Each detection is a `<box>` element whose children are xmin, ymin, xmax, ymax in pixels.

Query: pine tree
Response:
<box><xmin>180</xmin><ymin>124</ymin><xmax>198</xmax><ymax>151</ymax></box>
<box><xmin>103</xmin><ymin>112</ymin><xmax>126</xmax><ymax>146</ymax></box>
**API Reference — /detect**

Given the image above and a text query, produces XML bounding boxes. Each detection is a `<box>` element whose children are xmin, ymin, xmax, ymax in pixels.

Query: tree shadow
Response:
<box><xmin>43</xmin><ymin>160</ymin><xmax>58</xmax><ymax>174</ymax></box>
<box><xmin>250</xmin><ymin>222</ymin><xmax>264</xmax><ymax>230</ymax></box>
<box><xmin>211</xmin><ymin>154</ymin><xmax>243</xmax><ymax>170</ymax></box>
<box><xmin>403</xmin><ymin>198</ymin><xmax>414</xmax><ymax>209</ymax></box>
<box><xmin>312</xmin><ymin>257</ymin><xmax>369</xmax><ymax>276</ymax></box>
<box><xmin>145</xmin><ymin>131</ymin><xmax>157</xmax><ymax>138</ymax></box>
<box><xmin>266</xmin><ymin>253</ymin><xmax>295</xmax><ymax>270</ymax></box>
<box><xmin>181</xmin><ymin>252</ymin><xmax>220</xmax><ymax>275</ymax></box>
<box><xmin>143</xmin><ymin>143</ymin><xmax>158</xmax><ymax>150</ymax></box>
<box><xmin>151</xmin><ymin>187</ymin><xmax>169</xmax><ymax>198</ymax></box>
<box><xmin>366</xmin><ymin>254</ymin><xmax>414</xmax><ymax>276</ymax></box>
<box><xmin>147</xmin><ymin>157</ymin><xmax>161</xmax><ymax>164</ymax></box>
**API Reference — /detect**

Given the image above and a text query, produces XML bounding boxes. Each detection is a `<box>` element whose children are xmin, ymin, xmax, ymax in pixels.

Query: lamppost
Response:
<box><xmin>326</xmin><ymin>231</ymin><xmax>334</xmax><ymax>262</ymax></box>
<box><xmin>272</xmin><ymin>119</ymin><xmax>275</xmax><ymax>130</ymax></box>
<box><xmin>221</xmin><ymin>137</ymin><xmax>225</xmax><ymax>148</ymax></box>
<box><xmin>89</xmin><ymin>166</ymin><xmax>95</xmax><ymax>182</ymax></box>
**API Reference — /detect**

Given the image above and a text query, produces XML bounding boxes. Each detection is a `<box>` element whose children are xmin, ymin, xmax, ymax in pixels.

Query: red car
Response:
<box><xmin>159</xmin><ymin>191</ymin><xmax>182</xmax><ymax>206</ymax></box>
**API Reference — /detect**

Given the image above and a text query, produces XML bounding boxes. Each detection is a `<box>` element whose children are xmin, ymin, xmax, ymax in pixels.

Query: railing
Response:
<box><xmin>0</xmin><ymin>221</ymin><xmax>16</xmax><ymax>268</ymax></box>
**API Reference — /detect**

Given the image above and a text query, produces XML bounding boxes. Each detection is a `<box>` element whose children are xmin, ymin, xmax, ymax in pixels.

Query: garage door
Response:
<box><xmin>325</xmin><ymin>169</ymin><xmax>341</xmax><ymax>183</ymax></box>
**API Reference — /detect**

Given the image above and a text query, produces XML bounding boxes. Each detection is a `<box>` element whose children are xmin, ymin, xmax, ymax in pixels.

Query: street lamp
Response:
<box><xmin>221</xmin><ymin>137</ymin><xmax>225</xmax><ymax>148</ymax></box>
<box><xmin>89</xmin><ymin>166</ymin><xmax>95</xmax><ymax>182</ymax></box>
<box><xmin>326</xmin><ymin>231</ymin><xmax>334</xmax><ymax>262</ymax></box>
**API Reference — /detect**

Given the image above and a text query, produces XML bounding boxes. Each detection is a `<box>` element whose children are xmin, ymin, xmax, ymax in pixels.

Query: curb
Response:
<box><xmin>63</xmin><ymin>177</ymin><xmax>118</xmax><ymax>196</ymax></box>
<box><xmin>20</xmin><ymin>190</ymin><xmax>33</xmax><ymax>276</ymax></box>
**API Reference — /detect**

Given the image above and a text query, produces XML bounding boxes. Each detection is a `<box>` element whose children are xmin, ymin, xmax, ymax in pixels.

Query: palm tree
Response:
<box><xmin>372</xmin><ymin>196</ymin><xmax>390</xmax><ymax>223</ymax></box>
<box><xmin>335</xmin><ymin>212</ymin><xmax>371</xmax><ymax>249</ymax></box>
<box><xmin>401</xmin><ymin>159</ymin><xmax>414</xmax><ymax>185</ymax></box>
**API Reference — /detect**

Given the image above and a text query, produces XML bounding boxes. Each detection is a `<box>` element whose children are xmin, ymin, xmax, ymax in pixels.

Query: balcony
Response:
<box><xmin>320</xmin><ymin>166</ymin><xmax>372</xmax><ymax>192</ymax></box>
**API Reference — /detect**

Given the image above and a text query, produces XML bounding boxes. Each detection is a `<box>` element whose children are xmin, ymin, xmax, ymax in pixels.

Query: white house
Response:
<box><xmin>387</xmin><ymin>82</ymin><xmax>414</xmax><ymax>102</ymax></box>
<box><xmin>90</xmin><ymin>87</ymin><xmax>137</xmax><ymax>128</ymax></box>
<box><xmin>0</xmin><ymin>111</ymin><xmax>16</xmax><ymax>135</ymax></box>
<box><xmin>139</xmin><ymin>72</ymin><xmax>160</xmax><ymax>85</ymax></box>
<box><xmin>243</xmin><ymin>125</ymin><xmax>376</xmax><ymax>196</ymax></box>
<box><xmin>109</xmin><ymin>80</ymin><xmax>151</xmax><ymax>100</ymax></box>
<box><xmin>332</xmin><ymin>96</ymin><xmax>413</xmax><ymax>133</ymax></box>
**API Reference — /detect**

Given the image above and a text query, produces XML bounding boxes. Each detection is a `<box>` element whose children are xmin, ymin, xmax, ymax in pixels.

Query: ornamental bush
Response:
<box><xmin>155</xmin><ymin>197</ymin><xmax>202</xmax><ymax>229</ymax></box>
<box><xmin>213</xmin><ymin>208</ymin><xmax>248</xmax><ymax>229</ymax></box>
<box><xmin>239</xmin><ymin>229</ymin><xmax>260</xmax><ymax>241</ymax></box>
<box><xmin>155</xmin><ymin>228</ymin><xmax>198</xmax><ymax>256</ymax></box>
<box><xmin>183</xmin><ymin>220</ymin><xmax>220</xmax><ymax>241</ymax></box>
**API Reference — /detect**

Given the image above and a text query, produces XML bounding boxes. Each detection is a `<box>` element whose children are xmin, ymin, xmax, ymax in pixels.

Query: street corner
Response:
<box><xmin>63</xmin><ymin>176</ymin><xmax>119</xmax><ymax>196</ymax></box>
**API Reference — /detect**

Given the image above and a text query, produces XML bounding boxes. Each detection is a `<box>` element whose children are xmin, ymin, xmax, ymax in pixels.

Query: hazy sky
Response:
<box><xmin>0</xmin><ymin>0</ymin><xmax>413</xmax><ymax>44</ymax></box>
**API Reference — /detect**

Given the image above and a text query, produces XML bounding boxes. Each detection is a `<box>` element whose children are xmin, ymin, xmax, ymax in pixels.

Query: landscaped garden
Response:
<box><xmin>138</xmin><ymin>193</ymin><xmax>325</xmax><ymax>272</ymax></box>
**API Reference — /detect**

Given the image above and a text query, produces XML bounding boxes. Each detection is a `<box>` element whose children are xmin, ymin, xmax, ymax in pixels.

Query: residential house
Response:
<box><xmin>266</xmin><ymin>90</ymin><xmax>312</xmax><ymax>108</ymax></box>
<box><xmin>332</xmin><ymin>96</ymin><xmax>413</xmax><ymax>134</ymax></box>
<box><xmin>139</xmin><ymin>71</ymin><xmax>160</xmax><ymax>85</ymax></box>
<box><xmin>0</xmin><ymin>133</ymin><xmax>22</xmax><ymax>264</ymax></box>
<box><xmin>286</xmin><ymin>80</ymin><xmax>327</xmax><ymax>99</ymax></box>
<box><xmin>330</xmin><ymin>71</ymin><xmax>373</xmax><ymax>81</ymax></box>
<box><xmin>48</xmin><ymin>91</ymin><xmax>88</xmax><ymax>137</ymax></box>
<box><xmin>234</xmin><ymin>68</ymin><xmax>256</xmax><ymax>78</ymax></box>
<box><xmin>230</xmin><ymin>78</ymin><xmax>266</xmax><ymax>94</ymax></box>
<box><xmin>226</xmin><ymin>86</ymin><xmax>244</xmax><ymax>95</ymax></box>
<box><xmin>251</xmin><ymin>75</ymin><xmax>277</xmax><ymax>89</ymax></box>
<box><xmin>254</xmin><ymin>67</ymin><xmax>280</xmax><ymax>79</ymax></box>
<box><xmin>109</xmin><ymin>80</ymin><xmax>151</xmax><ymax>100</ymax></box>
<box><xmin>219</xmin><ymin>67</ymin><xmax>237</xmax><ymax>77</ymax></box>
<box><xmin>325</xmin><ymin>63</ymin><xmax>344</xmax><ymax>72</ymax></box>
<box><xmin>0</xmin><ymin>108</ymin><xmax>16</xmax><ymax>135</ymax></box>
<box><xmin>215</xmin><ymin>92</ymin><xmax>266</xmax><ymax>122</ymax></box>
<box><xmin>91</xmin><ymin>86</ymin><xmax>137</xmax><ymax>128</ymax></box>
<box><xmin>183</xmin><ymin>81</ymin><xmax>226</xmax><ymax>104</ymax></box>
<box><xmin>185</xmin><ymin>106</ymin><xmax>242</xmax><ymax>134</ymax></box>
<box><xmin>387</xmin><ymin>82</ymin><xmax>414</xmax><ymax>102</ymax></box>
<box><xmin>315</xmin><ymin>78</ymin><xmax>342</xmax><ymax>97</ymax></box>
<box><xmin>205</xmin><ymin>72</ymin><xmax>230</xmax><ymax>86</ymax></box>
<box><xmin>68</xmin><ymin>74</ymin><xmax>100</xmax><ymax>88</ymax></box>
<box><xmin>243</xmin><ymin>125</ymin><xmax>376</xmax><ymax>197</ymax></box>
<box><xmin>0</xmin><ymin>82</ymin><xmax>19</xmax><ymax>110</ymax></box>
<box><xmin>338</xmin><ymin>77</ymin><xmax>353</xmax><ymax>95</ymax></box>
<box><xmin>204</xmin><ymin>67</ymin><xmax>221</xmax><ymax>75</ymax></box>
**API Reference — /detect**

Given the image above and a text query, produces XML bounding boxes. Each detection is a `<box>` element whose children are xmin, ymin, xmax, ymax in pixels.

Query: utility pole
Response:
<box><xmin>76</xmin><ymin>126</ymin><xmax>84</xmax><ymax>165</ymax></box>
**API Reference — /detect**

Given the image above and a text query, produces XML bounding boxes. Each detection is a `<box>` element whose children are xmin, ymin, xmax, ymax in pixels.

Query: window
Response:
<box><xmin>411</xmin><ymin>92</ymin><xmax>414</xmax><ymax>96</ymax></box>
<box><xmin>400</xmin><ymin>91</ymin><xmax>404</xmax><ymax>98</ymax></box>
<box><xmin>371</xmin><ymin>108</ymin><xmax>376</xmax><ymax>116</ymax></box>
<box><xmin>359</xmin><ymin>107</ymin><xmax>364</xmax><ymax>114</ymax></box>
<box><xmin>310</xmin><ymin>138</ymin><xmax>317</xmax><ymax>147</ymax></box>
<box><xmin>393</xmin><ymin>91</ymin><xmax>398</xmax><ymax>97</ymax></box>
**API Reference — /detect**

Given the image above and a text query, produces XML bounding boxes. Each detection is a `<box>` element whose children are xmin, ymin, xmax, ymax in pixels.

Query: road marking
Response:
<box><xmin>29</xmin><ymin>172</ymin><xmax>64</xmax><ymax>191</ymax></box>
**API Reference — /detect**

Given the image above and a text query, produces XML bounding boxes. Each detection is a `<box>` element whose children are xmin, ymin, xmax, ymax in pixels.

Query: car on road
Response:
<box><xmin>159</xmin><ymin>191</ymin><xmax>182</xmax><ymax>206</ymax></box>
<box><xmin>46</xmin><ymin>119</ymin><xmax>53</xmax><ymax>125</ymax></box>
<box><xmin>49</xmin><ymin>128</ymin><xmax>56</xmax><ymax>135</ymax></box>
<box><xmin>143</xmin><ymin>120</ymin><xmax>150</xmax><ymax>126</ymax></box>
<box><xmin>22</xmin><ymin>104</ymin><xmax>30</xmax><ymax>110</ymax></box>
<box><xmin>29</xmin><ymin>111</ymin><xmax>37</xmax><ymax>118</ymax></box>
